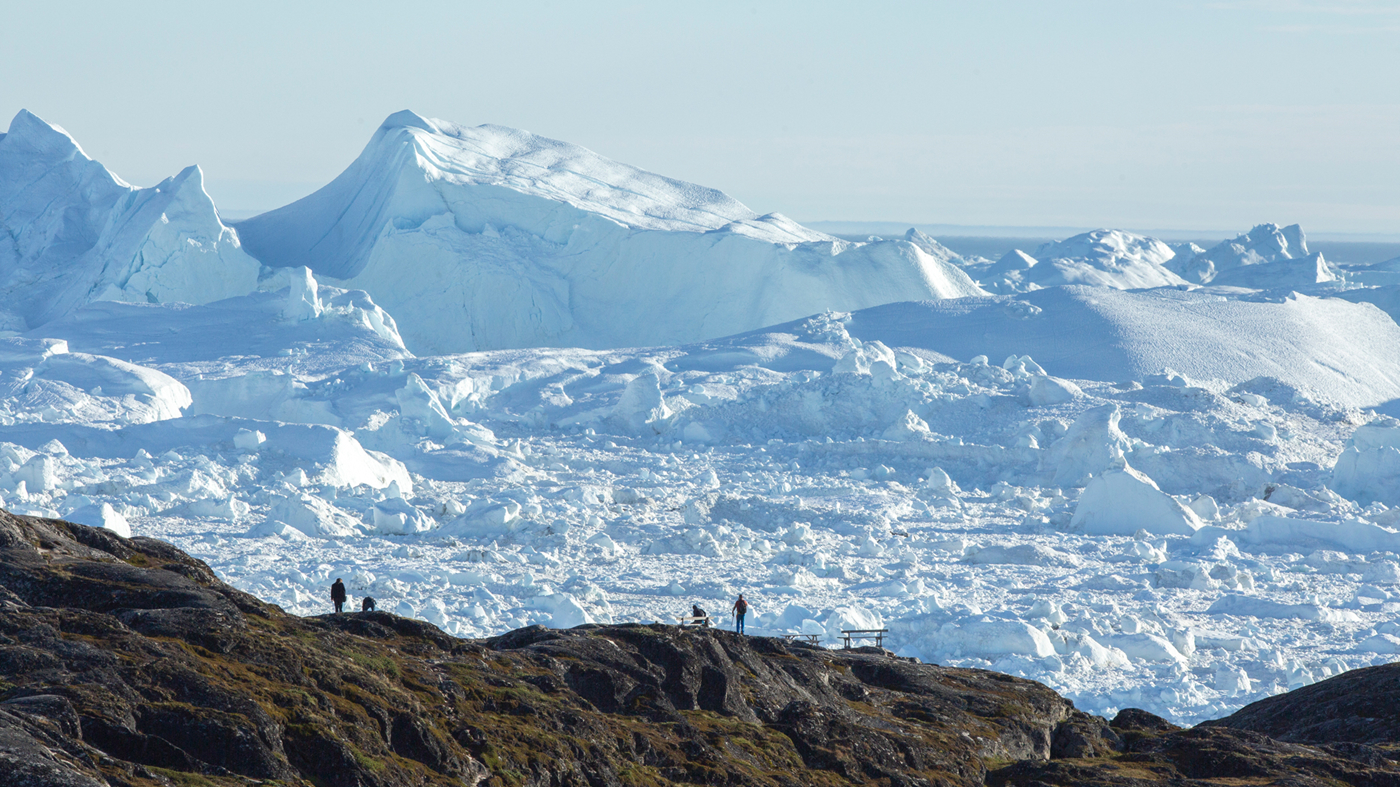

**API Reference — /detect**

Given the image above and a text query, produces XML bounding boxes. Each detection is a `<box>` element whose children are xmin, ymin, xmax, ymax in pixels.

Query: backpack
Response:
<box><xmin>735</xmin><ymin>597</ymin><xmax>748</xmax><ymax>614</ymax></box>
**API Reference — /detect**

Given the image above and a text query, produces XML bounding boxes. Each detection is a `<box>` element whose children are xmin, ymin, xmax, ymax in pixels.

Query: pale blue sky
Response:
<box><xmin>3</xmin><ymin>1</ymin><xmax>1397</xmax><ymax>235</ymax></box>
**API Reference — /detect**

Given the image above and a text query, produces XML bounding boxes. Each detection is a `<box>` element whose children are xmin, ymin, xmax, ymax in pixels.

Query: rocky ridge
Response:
<box><xmin>0</xmin><ymin>509</ymin><xmax>1397</xmax><ymax>786</ymax></box>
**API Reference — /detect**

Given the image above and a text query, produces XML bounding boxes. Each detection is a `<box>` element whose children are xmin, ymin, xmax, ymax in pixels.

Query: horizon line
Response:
<box><xmin>803</xmin><ymin>220</ymin><xmax>1400</xmax><ymax>244</ymax></box>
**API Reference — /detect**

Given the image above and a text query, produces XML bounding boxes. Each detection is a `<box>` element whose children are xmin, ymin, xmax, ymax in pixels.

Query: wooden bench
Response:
<box><xmin>676</xmin><ymin>614</ymin><xmax>712</xmax><ymax>628</ymax></box>
<box><xmin>782</xmin><ymin>633</ymin><xmax>820</xmax><ymax>645</ymax></box>
<box><xmin>840</xmin><ymin>628</ymin><xmax>889</xmax><ymax>649</ymax></box>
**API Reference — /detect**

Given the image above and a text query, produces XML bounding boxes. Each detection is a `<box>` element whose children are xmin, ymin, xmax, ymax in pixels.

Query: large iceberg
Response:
<box><xmin>233</xmin><ymin>111</ymin><xmax>985</xmax><ymax>354</ymax></box>
<box><xmin>0</xmin><ymin>111</ymin><xmax>262</xmax><ymax>329</ymax></box>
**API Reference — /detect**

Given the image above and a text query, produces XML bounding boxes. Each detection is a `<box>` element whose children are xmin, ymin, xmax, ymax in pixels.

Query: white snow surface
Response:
<box><xmin>832</xmin><ymin>289</ymin><xmax>1400</xmax><ymax>408</ymax></box>
<box><xmin>231</xmin><ymin>112</ymin><xmax>985</xmax><ymax>354</ymax></box>
<box><xmin>9</xmin><ymin>108</ymin><xmax>1400</xmax><ymax>728</ymax></box>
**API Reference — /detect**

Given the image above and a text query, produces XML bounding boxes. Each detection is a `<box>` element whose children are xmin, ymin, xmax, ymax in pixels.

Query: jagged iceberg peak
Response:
<box><xmin>235</xmin><ymin>110</ymin><xmax>828</xmax><ymax>278</ymax></box>
<box><xmin>1230</xmin><ymin>223</ymin><xmax>1309</xmax><ymax>261</ymax></box>
<box><xmin>0</xmin><ymin>110</ymin><xmax>127</xmax><ymax>220</ymax></box>
<box><xmin>979</xmin><ymin>229</ymin><xmax>1185</xmax><ymax>293</ymax></box>
<box><xmin>902</xmin><ymin>228</ymin><xmax>961</xmax><ymax>262</ymax></box>
<box><xmin>1183</xmin><ymin>223</ymin><xmax>1322</xmax><ymax>284</ymax></box>
<box><xmin>0</xmin><ymin>110</ymin><xmax>261</xmax><ymax>328</ymax></box>
<box><xmin>1</xmin><ymin>110</ymin><xmax>107</xmax><ymax>176</ymax></box>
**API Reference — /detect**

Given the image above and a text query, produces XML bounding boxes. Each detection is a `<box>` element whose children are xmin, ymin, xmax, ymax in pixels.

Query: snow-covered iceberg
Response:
<box><xmin>983</xmin><ymin>230</ymin><xmax>1186</xmax><ymax>292</ymax></box>
<box><xmin>233</xmin><ymin>111</ymin><xmax>985</xmax><ymax>354</ymax></box>
<box><xmin>1178</xmin><ymin>223</ymin><xmax>1337</xmax><ymax>286</ymax></box>
<box><xmin>0</xmin><ymin>111</ymin><xmax>261</xmax><ymax>329</ymax></box>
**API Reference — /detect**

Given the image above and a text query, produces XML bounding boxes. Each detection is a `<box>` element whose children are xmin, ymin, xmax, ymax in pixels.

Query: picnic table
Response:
<box><xmin>840</xmin><ymin>628</ymin><xmax>888</xmax><ymax>649</ymax></box>
<box><xmin>676</xmin><ymin>614</ymin><xmax>712</xmax><ymax>628</ymax></box>
<box><xmin>782</xmin><ymin>633</ymin><xmax>820</xmax><ymax>645</ymax></box>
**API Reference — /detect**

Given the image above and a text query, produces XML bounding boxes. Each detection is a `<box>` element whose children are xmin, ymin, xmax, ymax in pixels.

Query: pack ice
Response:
<box><xmin>6</xmin><ymin>109</ymin><xmax>1400</xmax><ymax>727</ymax></box>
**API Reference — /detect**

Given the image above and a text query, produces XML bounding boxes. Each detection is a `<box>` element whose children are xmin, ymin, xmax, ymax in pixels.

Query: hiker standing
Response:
<box><xmin>331</xmin><ymin>578</ymin><xmax>347</xmax><ymax>613</ymax></box>
<box><xmin>731</xmin><ymin>594</ymin><xmax>748</xmax><ymax>634</ymax></box>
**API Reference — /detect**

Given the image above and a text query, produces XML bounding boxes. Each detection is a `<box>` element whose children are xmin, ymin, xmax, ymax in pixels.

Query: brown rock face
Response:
<box><xmin>0</xmin><ymin>508</ymin><xmax>1397</xmax><ymax>786</ymax></box>
<box><xmin>0</xmin><ymin>510</ymin><xmax>1101</xmax><ymax>786</ymax></box>
<box><xmin>1204</xmin><ymin>661</ymin><xmax>1400</xmax><ymax>745</ymax></box>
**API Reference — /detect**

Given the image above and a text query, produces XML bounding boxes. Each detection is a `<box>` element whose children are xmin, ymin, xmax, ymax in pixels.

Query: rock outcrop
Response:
<box><xmin>992</xmin><ymin>706</ymin><xmax>1400</xmax><ymax>786</ymax></box>
<box><xmin>1204</xmin><ymin>660</ymin><xmax>1400</xmax><ymax>745</ymax></box>
<box><xmin>0</xmin><ymin>508</ymin><xmax>1398</xmax><ymax>786</ymax></box>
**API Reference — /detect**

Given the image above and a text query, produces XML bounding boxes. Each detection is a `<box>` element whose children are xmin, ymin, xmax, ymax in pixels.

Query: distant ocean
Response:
<box><xmin>814</xmin><ymin>225</ymin><xmax>1400</xmax><ymax>266</ymax></box>
<box><xmin>930</xmin><ymin>237</ymin><xmax>1400</xmax><ymax>266</ymax></box>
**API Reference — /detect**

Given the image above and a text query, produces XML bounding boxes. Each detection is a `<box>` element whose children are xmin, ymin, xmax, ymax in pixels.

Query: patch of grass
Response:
<box><xmin>351</xmin><ymin>746</ymin><xmax>387</xmax><ymax>774</ymax></box>
<box><xmin>616</xmin><ymin>762</ymin><xmax>668</xmax><ymax>787</ymax></box>
<box><xmin>350</xmin><ymin>651</ymin><xmax>402</xmax><ymax>680</ymax></box>
<box><xmin>996</xmin><ymin>700</ymin><xmax>1033</xmax><ymax>718</ymax></box>
<box><xmin>481</xmin><ymin>750</ymin><xmax>526</xmax><ymax>786</ymax></box>
<box><xmin>275</xmin><ymin>687</ymin><xmax>316</xmax><ymax>709</ymax></box>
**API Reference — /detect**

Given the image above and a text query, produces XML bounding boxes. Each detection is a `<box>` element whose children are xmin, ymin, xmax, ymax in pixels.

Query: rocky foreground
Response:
<box><xmin>0</xmin><ymin>511</ymin><xmax>1397</xmax><ymax>786</ymax></box>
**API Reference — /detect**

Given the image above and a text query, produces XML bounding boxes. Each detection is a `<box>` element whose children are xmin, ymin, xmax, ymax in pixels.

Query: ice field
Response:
<box><xmin>5</xmin><ymin>109</ymin><xmax>1400</xmax><ymax>724</ymax></box>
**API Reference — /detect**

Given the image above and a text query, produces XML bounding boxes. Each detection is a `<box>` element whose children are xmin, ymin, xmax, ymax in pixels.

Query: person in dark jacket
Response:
<box><xmin>361</xmin><ymin>596</ymin><xmax>376</xmax><ymax>612</ymax></box>
<box><xmin>691</xmin><ymin>603</ymin><xmax>708</xmax><ymax>627</ymax></box>
<box><xmin>331</xmin><ymin>578</ymin><xmax>347</xmax><ymax>613</ymax></box>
